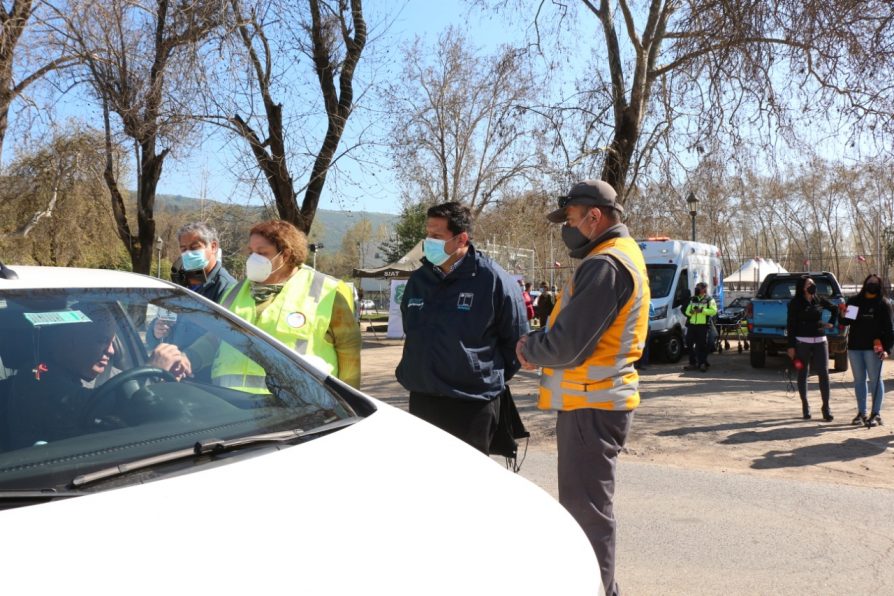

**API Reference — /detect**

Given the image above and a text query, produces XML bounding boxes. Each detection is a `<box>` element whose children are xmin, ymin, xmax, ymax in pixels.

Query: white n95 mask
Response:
<box><xmin>245</xmin><ymin>252</ymin><xmax>282</xmax><ymax>282</ymax></box>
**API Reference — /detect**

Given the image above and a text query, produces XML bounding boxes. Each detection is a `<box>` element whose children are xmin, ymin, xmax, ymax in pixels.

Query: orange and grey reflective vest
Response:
<box><xmin>212</xmin><ymin>266</ymin><xmax>350</xmax><ymax>393</ymax></box>
<box><xmin>538</xmin><ymin>236</ymin><xmax>650</xmax><ymax>412</ymax></box>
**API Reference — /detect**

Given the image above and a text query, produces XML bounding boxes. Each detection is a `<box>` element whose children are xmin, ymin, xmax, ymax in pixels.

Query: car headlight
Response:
<box><xmin>651</xmin><ymin>305</ymin><xmax>667</xmax><ymax>320</ymax></box>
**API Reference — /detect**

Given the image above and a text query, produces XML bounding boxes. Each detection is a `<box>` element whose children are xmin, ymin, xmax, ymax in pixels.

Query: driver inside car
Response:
<box><xmin>6</xmin><ymin>305</ymin><xmax>190</xmax><ymax>450</ymax></box>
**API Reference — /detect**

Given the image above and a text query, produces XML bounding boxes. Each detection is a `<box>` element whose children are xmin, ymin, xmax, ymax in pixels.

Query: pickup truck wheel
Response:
<box><xmin>663</xmin><ymin>333</ymin><xmax>684</xmax><ymax>363</ymax></box>
<box><xmin>833</xmin><ymin>351</ymin><xmax>849</xmax><ymax>372</ymax></box>
<box><xmin>750</xmin><ymin>340</ymin><xmax>766</xmax><ymax>368</ymax></box>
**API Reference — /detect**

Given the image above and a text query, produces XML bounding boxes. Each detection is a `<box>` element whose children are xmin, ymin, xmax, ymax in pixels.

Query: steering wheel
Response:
<box><xmin>82</xmin><ymin>366</ymin><xmax>177</xmax><ymax>426</ymax></box>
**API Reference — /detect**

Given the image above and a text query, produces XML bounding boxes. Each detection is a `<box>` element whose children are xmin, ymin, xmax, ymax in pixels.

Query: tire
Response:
<box><xmin>833</xmin><ymin>351</ymin><xmax>849</xmax><ymax>372</ymax></box>
<box><xmin>750</xmin><ymin>339</ymin><xmax>766</xmax><ymax>368</ymax></box>
<box><xmin>663</xmin><ymin>333</ymin><xmax>684</xmax><ymax>363</ymax></box>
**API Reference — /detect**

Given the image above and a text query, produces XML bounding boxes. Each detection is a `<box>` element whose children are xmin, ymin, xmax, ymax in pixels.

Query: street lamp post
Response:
<box><xmin>309</xmin><ymin>243</ymin><xmax>324</xmax><ymax>269</ymax></box>
<box><xmin>686</xmin><ymin>192</ymin><xmax>699</xmax><ymax>242</ymax></box>
<box><xmin>156</xmin><ymin>236</ymin><xmax>164</xmax><ymax>278</ymax></box>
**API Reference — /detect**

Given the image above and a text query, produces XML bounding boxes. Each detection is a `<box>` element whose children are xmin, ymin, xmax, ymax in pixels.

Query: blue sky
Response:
<box><xmin>150</xmin><ymin>0</ymin><xmax>526</xmax><ymax>216</ymax></box>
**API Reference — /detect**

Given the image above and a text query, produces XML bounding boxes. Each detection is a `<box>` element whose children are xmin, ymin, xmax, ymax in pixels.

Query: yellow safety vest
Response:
<box><xmin>538</xmin><ymin>236</ymin><xmax>650</xmax><ymax>411</ymax></box>
<box><xmin>212</xmin><ymin>266</ymin><xmax>351</xmax><ymax>393</ymax></box>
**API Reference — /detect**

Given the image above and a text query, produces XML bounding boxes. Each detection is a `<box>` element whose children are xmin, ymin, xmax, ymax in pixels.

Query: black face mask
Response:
<box><xmin>806</xmin><ymin>285</ymin><xmax>817</xmax><ymax>296</ymax></box>
<box><xmin>866</xmin><ymin>283</ymin><xmax>881</xmax><ymax>295</ymax></box>
<box><xmin>561</xmin><ymin>224</ymin><xmax>590</xmax><ymax>251</ymax></box>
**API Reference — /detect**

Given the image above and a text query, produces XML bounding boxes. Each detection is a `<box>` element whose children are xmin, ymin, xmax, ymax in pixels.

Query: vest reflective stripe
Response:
<box><xmin>212</xmin><ymin>266</ymin><xmax>341</xmax><ymax>393</ymax></box>
<box><xmin>538</xmin><ymin>236</ymin><xmax>650</xmax><ymax>412</ymax></box>
<box><xmin>213</xmin><ymin>374</ymin><xmax>268</xmax><ymax>390</ymax></box>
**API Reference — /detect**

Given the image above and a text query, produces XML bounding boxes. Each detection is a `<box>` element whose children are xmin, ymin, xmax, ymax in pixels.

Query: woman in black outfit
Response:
<box><xmin>840</xmin><ymin>274</ymin><xmax>893</xmax><ymax>427</ymax></box>
<box><xmin>786</xmin><ymin>276</ymin><xmax>839</xmax><ymax>421</ymax></box>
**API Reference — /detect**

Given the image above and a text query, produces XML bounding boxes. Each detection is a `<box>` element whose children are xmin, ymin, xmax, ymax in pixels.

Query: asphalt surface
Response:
<box><xmin>361</xmin><ymin>329</ymin><xmax>894</xmax><ymax>594</ymax></box>
<box><xmin>513</xmin><ymin>448</ymin><xmax>894</xmax><ymax>595</ymax></box>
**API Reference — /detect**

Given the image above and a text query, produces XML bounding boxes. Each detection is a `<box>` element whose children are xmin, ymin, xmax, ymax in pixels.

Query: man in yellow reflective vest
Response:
<box><xmin>516</xmin><ymin>180</ymin><xmax>650</xmax><ymax>596</ymax></box>
<box><xmin>683</xmin><ymin>282</ymin><xmax>718</xmax><ymax>372</ymax></box>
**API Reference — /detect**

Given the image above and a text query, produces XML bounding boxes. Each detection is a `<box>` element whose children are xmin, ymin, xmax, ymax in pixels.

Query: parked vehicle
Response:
<box><xmin>0</xmin><ymin>264</ymin><xmax>602</xmax><ymax>595</ymax></box>
<box><xmin>639</xmin><ymin>237</ymin><xmax>724</xmax><ymax>362</ymax></box>
<box><xmin>746</xmin><ymin>272</ymin><xmax>849</xmax><ymax>371</ymax></box>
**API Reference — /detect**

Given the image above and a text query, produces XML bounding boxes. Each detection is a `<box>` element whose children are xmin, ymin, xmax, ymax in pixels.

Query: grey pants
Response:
<box><xmin>557</xmin><ymin>408</ymin><xmax>634</xmax><ymax>596</ymax></box>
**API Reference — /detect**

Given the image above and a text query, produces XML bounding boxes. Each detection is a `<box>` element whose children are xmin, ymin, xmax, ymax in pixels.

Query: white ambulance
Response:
<box><xmin>638</xmin><ymin>237</ymin><xmax>724</xmax><ymax>362</ymax></box>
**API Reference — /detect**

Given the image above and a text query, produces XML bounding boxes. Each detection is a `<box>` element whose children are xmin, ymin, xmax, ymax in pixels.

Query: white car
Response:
<box><xmin>358</xmin><ymin>298</ymin><xmax>376</xmax><ymax>310</ymax></box>
<box><xmin>0</xmin><ymin>265</ymin><xmax>601</xmax><ymax>595</ymax></box>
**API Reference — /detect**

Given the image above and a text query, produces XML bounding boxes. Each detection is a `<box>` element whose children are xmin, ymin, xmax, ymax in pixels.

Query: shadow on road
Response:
<box><xmin>656</xmin><ymin>417</ymin><xmax>796</xmax><ymax>437</ymax></box>
<box><xmin>751</xmin><ymin>435</ymin><xmax>894</xmax><ymax>469</ymax></box>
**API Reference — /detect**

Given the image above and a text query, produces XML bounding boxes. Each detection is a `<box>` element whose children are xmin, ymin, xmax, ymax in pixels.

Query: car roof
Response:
<box><xmin>0</xmin><ymin>265</ymin><xmax>175</xmax><ymax>290</ymax></box>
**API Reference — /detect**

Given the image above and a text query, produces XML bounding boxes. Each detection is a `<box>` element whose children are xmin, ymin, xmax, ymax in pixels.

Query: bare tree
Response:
<box><xmin>387</xmin><ymin>28</ymin><xmax>546</xmax><ymax>216</ymax></box>
<box><xmin>498</xmin><ymin>0</ymin><xmax>894</xmax><ymax>201</ymax></box>
<box><xmin>52</xmin><ymin>0</ymin><xmax>222</xmax><ymax>273</ymax></box>
<box><xmin>0</xmin><ymin>1</ymin><xmax>76</xmax><ymax>159</ymax></box>
<box><xmin>205</xmin><ymin>0</ymin><xmax>366</xmax><ymax>234</ymax></box>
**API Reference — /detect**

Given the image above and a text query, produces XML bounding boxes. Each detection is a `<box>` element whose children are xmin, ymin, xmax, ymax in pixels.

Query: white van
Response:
<box><xmin>638</xmin><ymin>238</ymin><xmax>724</xmax><ymax>362</ymax></box>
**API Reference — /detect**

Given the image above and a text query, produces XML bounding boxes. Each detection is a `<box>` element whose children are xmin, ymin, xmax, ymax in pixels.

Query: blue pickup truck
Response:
<box><xmin>746</xmin><ymin>272</ymin><xmax>849</xmax><ymax>371</ymax></box>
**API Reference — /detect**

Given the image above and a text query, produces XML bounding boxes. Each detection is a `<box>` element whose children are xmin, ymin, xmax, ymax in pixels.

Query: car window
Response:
<box><xmin>0</xmin><ymin>287</ymin><xmax>358</xmax><ymax>491</ymax></box>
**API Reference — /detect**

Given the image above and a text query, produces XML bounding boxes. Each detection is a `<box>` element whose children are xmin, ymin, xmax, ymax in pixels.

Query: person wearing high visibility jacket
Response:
<box><xmin>683</xmin><ymin>282</ymin><xmax>717</xmax><ymax>372</ymax></box>
<box><xmin>516</xmin><ymin>180</ymin><xmax>650</xmax><ymax>596</ymax></box>
<box><xmin>214</xmin><ymin>220</ymin><xmax>361</xmax><ymax>389</ymax></box>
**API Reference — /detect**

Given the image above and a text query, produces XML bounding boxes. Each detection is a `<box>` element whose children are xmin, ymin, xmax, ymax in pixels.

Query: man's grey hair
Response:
<box><xmin>177</xmin><ymin>222</ymin><xmax>219</xmax><ymax>246</ymax></box>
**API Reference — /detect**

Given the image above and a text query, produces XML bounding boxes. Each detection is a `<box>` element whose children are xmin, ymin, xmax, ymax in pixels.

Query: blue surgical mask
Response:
<box><xmin>181</xmin><ymin>249</ymin><xmax>209</xmax><ymax>272</ymax></box>
<box><xmin>423</xmin><ymin>236</ymin><xmax>457</xmax><ymax>266</ymax></box>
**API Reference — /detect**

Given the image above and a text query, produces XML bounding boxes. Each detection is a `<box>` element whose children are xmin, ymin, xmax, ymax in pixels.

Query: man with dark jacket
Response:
<box><xmin>148</xmin><ymin>222</ymin><xmax>236</xmax><ymax>351</ymax></box>
<box><xmin>395</xmin><ymin>202</ymin><xmax>528</xmax><ymax>454</ymax></box>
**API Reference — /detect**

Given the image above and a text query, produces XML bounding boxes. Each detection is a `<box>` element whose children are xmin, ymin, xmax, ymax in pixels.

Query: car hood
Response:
<box><xmin>1</xmin><ymin>400</ymin><xmax>601</xmax><ymax>595</ymax></box>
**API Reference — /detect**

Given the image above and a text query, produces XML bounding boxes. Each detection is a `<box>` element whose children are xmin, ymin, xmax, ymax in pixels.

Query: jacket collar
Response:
<box><xmin>421</xmin><ymin>243</ymin><xmax>479</xmax><ymax>280</ymax></box>
<box><xmin>570</xmin><ymin>223</ymin><xmax>628</xmax><ymax>259</ymax></box>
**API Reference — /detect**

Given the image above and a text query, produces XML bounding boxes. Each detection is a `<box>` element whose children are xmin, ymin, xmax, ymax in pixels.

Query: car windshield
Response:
<box><xmin>646</xmin><ymin>265</ymin><xmax>676</xmax><ymax>298</ymax></box>
<box><xmin>0</xmin><ymin>287</ymin><xmax>359</xmax><ymax>491</ymax></box>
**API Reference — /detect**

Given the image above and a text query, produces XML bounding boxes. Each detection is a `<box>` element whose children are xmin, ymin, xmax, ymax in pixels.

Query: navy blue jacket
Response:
<box><xmin>147</xmin><ymin>261</ymin><xmax>236</xmax><ymax>351</ymax></box>
<box><xmin>395</xmin><ymin>244</ymin><xmax>528</xmax><ymax>401</ymax></box>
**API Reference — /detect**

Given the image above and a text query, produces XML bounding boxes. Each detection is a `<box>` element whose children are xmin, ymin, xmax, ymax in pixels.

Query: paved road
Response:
<box><xmin>513</xmin><ymin>447</ymin><xmax>894</xmax><ymax>595</ymax></box>
<box><xmin>361</xmin><ymin>333</ymin><xmax>894</xmax><ymax>594</ymax></box>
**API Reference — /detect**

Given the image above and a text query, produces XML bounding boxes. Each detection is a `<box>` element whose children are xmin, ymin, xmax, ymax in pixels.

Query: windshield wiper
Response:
<box><xmin>71</xmin><ymin>417</ymin><xmax>361</xmax><ymax>488</ymax></box>
<box><xmin>0</xmin><ymin>488</ymin><xmax>84</xmax><ymax>500</ymax></box>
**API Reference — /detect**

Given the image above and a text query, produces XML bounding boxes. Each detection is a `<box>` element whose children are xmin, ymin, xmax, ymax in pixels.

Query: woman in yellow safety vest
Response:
<box><xmin>214</xmin><ymin>220</ymin><xmax>361</xmax><ymax>389</ymax></box>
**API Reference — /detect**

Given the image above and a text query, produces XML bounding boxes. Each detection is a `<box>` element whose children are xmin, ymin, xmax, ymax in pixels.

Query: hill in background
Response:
<box><xmin>154</xmin><ymin>193</ymin><xmax>397</xmax><ymax>266</ymax></box>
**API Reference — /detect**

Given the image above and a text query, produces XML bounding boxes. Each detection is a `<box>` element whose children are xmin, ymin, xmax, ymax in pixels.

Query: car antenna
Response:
<box><xmin>0</xmin><ymin>261</ymin><xmax>18</xmax><ymax>280</ymax></box>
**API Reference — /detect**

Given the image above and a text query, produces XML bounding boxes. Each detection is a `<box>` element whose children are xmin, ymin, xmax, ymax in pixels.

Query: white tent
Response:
<box><xmin>724</xmin><ymin>258</ymin><xmax>788</xmax><ymax>284</ymax></box>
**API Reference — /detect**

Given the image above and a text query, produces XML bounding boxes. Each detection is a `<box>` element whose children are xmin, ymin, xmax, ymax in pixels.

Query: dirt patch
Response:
<box><xmin>360</xmin><ymin>333</ymin><xmax>894</xmax><ymax>490</ymax></box>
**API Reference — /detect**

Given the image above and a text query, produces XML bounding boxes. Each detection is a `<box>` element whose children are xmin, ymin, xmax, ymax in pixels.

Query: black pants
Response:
<box><xmin>687</xmin><ymin>324</ymin><xmax>709</xmax><ymax>366</ymax></box>
<box><xmin>795</xmin><ymin>340</ymin><xmax>831</xmax><ymax>414</ymax></box>
<box><xmin>409</xmin><ymin>392</ymin><xmax>500</xmax><ymax>454</ymax></box>
<box><xmin>557</xmin><ymin>408</ymin><xmax>634</xmax><ymax>596</ymax></box>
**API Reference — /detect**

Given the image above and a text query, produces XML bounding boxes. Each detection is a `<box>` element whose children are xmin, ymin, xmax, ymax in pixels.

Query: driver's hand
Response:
<box><xmin>148</xmin><ymin>343</ymin><xmax>192</xmax><ymax>381</ymax></box>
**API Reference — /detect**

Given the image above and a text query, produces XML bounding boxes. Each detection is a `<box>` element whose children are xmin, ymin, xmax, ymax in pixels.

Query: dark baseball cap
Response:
<box><xmin>547</xmin><ymin>179</ymin><xmax>622</xmax><ymax>223</ymax></box>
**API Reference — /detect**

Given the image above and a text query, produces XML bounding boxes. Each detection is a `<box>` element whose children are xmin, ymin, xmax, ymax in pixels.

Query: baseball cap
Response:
<box><xmin>547</xmin><ymin>179</ymin><xmax>622</xmax><ymax>223</ymax></box>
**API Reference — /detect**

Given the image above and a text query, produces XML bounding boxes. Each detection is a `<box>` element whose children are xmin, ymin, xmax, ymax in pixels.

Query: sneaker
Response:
<box><xmin>852</xmin><ymin>413</ymin><xmax>868</xmax><ymax>425</ymax></box>
<box><xmin>683</xmin><ymin>364</ymin><xmax>697</xmax><ymax>371</ymax></box>
<box><xmin>822</xmin><ymin>409</ymin><xmax>834</xmax><ymax>422</ymax></box>
<box><xmin>699</xmin><ymin>364</ymin><xmax>707</xmax><ymax>372</ymax></box>
<box><xmin>868</xmin><ymin>413</ymin><xmax>883</xmax><ymax>427</ymax></box>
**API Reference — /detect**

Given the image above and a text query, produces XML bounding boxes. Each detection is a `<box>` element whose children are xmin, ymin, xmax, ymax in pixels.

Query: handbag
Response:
<box><xmin>489</xmin><ymin>386</ymin><xmax>530</xmax><ymax>472</ymax></box>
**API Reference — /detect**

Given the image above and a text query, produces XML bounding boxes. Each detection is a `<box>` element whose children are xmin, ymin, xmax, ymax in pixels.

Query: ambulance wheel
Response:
<box><xmin>663</xmin><ymin>333</ymin><xmax>684</xmax><ymax>363</ymax></box>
